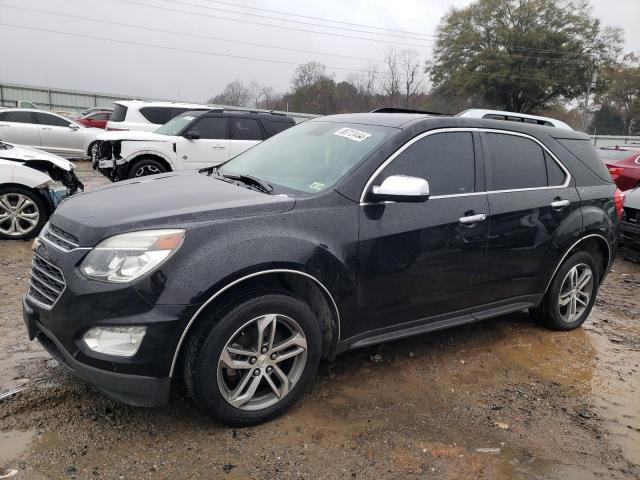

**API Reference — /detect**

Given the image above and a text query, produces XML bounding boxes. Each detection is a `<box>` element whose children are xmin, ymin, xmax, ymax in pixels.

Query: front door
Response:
<box><xmin>355</xmin><ymin>130</ymin><xmax>489</xmax><ymax>337</ymax></box>
<box><xmin>480</xmin><ymin>131</ymin><xmax>581</xmax><ymax>303</ymax></box>
<box><xmin>34</xmin><ymin>112</ymin><xmax>84</xmax><ymax>156</ymax></box>
<box><xmin>176</xmin><ymin>116</ymin><xmax>230</xmax><ymax>169</ymax></box>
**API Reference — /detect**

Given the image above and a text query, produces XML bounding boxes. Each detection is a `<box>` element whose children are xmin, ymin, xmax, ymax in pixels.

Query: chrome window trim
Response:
<box><xmin>169</xmin><ymin>268</ymin><xmax>342</xmax><ymax>377</ymax></box>
<box><xmin>359</xmin><ymin>127</ymin><xmax>571</xmax><ymax>204</ymax></box>
<box><xmin>543</xmin><ymin>233</ymin><xmax>611</xmax><ymax>294</ymax></box>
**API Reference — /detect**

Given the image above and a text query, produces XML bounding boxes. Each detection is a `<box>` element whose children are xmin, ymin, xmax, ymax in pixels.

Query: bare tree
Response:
<box><xmin>292</xmin><ymin>62</ymin><xmax>331</xmax><ymax>89</ymax></box>
<box><xmin>381</xmin><ymin>47</ymin><xmax>401</xmax><ymax>106</ymax></box>
<box><xmin>208</xmin><ymin>79</ymin><xmax>251</xmax><ymax>107</ymax></box>
<box><xmin>350</xmin><ymin>63</ymin><xmax>379</xmax><ymax>109</ymax></box>
<box><xmin>400</xmin><ymin>49</ymin><xmax>424</xmax><ymax>107</ymax></box>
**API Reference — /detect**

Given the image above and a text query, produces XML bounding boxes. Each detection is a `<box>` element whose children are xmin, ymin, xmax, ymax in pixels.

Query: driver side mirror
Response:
<box><xmin>371</xmin><ymin>175</ymin><xmax>430</xmax><ymax>203</ymax></box>
<box><xmin>184</xmin><ymin>132</ymin><xmax>200</xmax><ymax>140</ymax></box>
<box><xmin>68</xmin><ymin>124</ymin><xmax>80</xmax><ymax>131</ymax></box>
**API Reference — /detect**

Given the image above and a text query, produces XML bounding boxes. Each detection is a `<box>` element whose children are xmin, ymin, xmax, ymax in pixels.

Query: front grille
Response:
<box><xmin>28</xmin><ymin>254</ymin><xmax>66</xmax><ymax>308</ymax></box>
<box><xmin>41</xmin><ymin>223</ymin><xmax>79</xmax><ymax>251</ymax></box>
<box><xmin>624</xmin><ymin>207</ymin><xmax>639</xmax><ymax>224</ymax></box>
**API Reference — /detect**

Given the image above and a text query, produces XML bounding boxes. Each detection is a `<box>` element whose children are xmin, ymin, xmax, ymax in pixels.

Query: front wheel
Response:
<box><xmin>0</xmin><ymin>187</ymin><xmax>48</xmax><ymax>240</ymax></box>
<box><xmin>184</xmin><ymin>293</ymin><xmax>322</xmax><ymax>426</ymax></box>
<box><xmin>127</xmin><ymin>158</ymin><xmax>167</xmax><ymax>179</ymax></box>
<box><xmin>533</xmin><ymin>251</ymin><xmax>599</xmax><ymax>331</ymax></box>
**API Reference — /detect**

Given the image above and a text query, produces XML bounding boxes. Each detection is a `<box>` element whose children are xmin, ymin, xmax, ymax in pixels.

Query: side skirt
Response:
<box><xmin>345</xmin><ymin>295</ymin><xmax>541</xmax><ymax>352</ymax></box>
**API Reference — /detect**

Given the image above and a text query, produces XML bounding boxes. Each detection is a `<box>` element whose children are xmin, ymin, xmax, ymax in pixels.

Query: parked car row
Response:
<box><xmin>21</xmin><ymin>110</ymin><xmax>622</xmax><ymax>426</ymax></box>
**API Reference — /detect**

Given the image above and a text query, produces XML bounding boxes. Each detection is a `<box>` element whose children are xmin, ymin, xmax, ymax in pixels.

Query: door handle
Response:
<box><xmin>550</xmin><ymin>199</ymin><xmax>570</xmax><ymax>209</ymax></box>
<box><xmin>41</xmin><ymin>127</ymin><xmax>52</xmax><ymax>130</ymax></box>
<box><xmin>212</xmin><ymin>145</ymin><xmax>226</xmax><ymax>149</ymax></box>
<box><xmin>459</xmin><ymin>213</ymin><xmax>486</xmax><ymax>224</ymax></box>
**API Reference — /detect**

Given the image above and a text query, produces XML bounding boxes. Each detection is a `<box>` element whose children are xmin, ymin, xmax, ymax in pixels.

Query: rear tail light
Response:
<box><xmin>614</xmin><ymin>188</ymin><xmax>625</xmax><ymax>220</ymax></box>
<box><xmin>607</xmin><ymin>166</ymin><xmax>624</xmax><ymax>179</ymax></box>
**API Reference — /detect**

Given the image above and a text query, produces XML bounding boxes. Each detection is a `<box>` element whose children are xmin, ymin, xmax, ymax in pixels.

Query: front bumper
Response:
<box><xmin>24</xmin><ymin>297</ymin><xmax>170</xmax><ymax>406</ymax></box>
<box><xmin>620</xmin><ymin>219</ymin><xmax>640</xmax><ymax>261</ymax></box>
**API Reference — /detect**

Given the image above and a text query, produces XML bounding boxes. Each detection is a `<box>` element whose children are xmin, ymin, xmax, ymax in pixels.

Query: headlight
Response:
<box><xmin>82</xmin><ymin>326</ymin><xmax>146</xmax><ymax>357</ymax></box>
<box><xmin>80</xmin><ymin>229</ymin><xmax>185</xmax><ymax>283</ymax></box>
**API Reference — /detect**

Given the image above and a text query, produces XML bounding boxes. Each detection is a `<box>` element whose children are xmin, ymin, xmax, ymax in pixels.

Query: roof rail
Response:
<box><xmin>205</xmin><ymin>107</ymin><xmax>290</xmax><ymax>117</ymax></box>
<box><xmin>370</xmin><ymin>107</ymin><xmax>449</xmax><ymax>116</ymax></box>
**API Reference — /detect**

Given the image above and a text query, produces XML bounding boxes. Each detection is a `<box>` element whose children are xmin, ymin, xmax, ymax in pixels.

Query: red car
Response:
<box><xmin>76</xmin><ymin>110</ymin><xmax>112</xmax><ymax>129</ymax></box>
<box><xmin>598</xmin><ymin>146</ymin><xmax>640</xmax><ymax>191</ymax></box>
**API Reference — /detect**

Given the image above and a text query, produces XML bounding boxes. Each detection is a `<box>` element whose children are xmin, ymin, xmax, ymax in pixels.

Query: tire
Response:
<box><xmin>533</xmin><ymin>251</ymin><xmax>599</xmax><ymax>331</ymax></box>
<box><xmin>127</xmin><ymin>158</ymin><xmax>167</xmax><ymax>179</ymax></box>
<box><xmin>0</xmin><ymin>186</ymin><xmax>48</xmax><ymax>240</ymax></box>
<box><xmin>88</xmin><ymin>141</ymin><xmax>99</xmax><ymax>159</ymax></box>
<box><xmin>183</xmin><ymin>292</ymin><xmax>322</xmax><ymax>426</ymax></box>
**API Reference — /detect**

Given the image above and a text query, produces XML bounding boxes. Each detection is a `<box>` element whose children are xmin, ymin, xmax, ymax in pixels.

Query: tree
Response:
<box><xmin>208</xmin><ymin>79</ymin><xmax>251</xmax><ymax>107</ymax></box>
<box><xmin>598</xmin><ymin>53</ymin><xmax>640</xmax><ymax>134</ymax></box>
<box><xmin>400</xmin><ymin>49</ymin><xmax>424</xmax><ymax>107</ymax></box>
<box><xmin>292</xmin><ymin>62</ymin><xmax>332</xmax><ymax>89</ymax></box>
<box><xmin>428</xmin><ymin>0</ymin><xmax>622</xmax><ymax>113</ymax></box>
<box><xmin>381</xmin><ymin>47</ymin><xmax>401</xmax><ymax>106</ymax></box>
<box><xmin>589</xmin><ymin>104</ymin><xmax>625</xmax><ymax>135</ymax></box>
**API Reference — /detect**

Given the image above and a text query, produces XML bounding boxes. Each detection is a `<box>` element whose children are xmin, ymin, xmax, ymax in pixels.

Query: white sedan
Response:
<box><xmin>0</xmin><ymin>108</ymin><xmax>101</xmax><ymax>159</ymax></box>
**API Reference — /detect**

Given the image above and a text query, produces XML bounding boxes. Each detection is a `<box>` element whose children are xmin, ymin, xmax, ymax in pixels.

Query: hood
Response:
<box><xmin>50</xmin><ymin>171</ymin><xmax>295</xmax><ymax>246</ymax></box>
<box><xmin>625</xmin><ymin>187</ymin><xmax>640</xmax><ymax>210</ymax></box>
<box><xmin>0</xmin><ymin>142</ymin><xmax>73</xmax><ymax>171</ymax></box>
<box><xmin>97</xmin><ymin>130</ymin><xmax>170</xmax><ymax>142</ymax></box>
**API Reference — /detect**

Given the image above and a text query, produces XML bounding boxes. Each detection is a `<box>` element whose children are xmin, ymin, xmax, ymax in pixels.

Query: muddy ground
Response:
<box><xmin>0</xmin><ymin>162</ymin><xmax>639</xmax><ymax>479</ymax></box>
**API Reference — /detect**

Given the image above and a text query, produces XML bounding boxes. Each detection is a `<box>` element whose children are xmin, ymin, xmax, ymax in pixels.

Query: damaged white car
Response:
<box><xmin>0</xmin><ymin>141</ymin><xmax>83</xmax><ymax>240</ymax></box>
<box><xmin>92</xmin><ymin>109</ymin><xmax>295</xmax><ymax>181</ymax></box>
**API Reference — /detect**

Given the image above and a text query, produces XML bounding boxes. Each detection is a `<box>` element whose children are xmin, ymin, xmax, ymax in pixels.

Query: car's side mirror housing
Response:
<box><xmin>69</xmin><ymin>124</ymin><xmax>80</xmax><ymax>130</ymax></box>
<box><xmin>184</xmin><ymin>132</ymin><xmax>200</xmax><ymax>140</ymax></box>
<box><xmin>370</xmin><ymin>175</ymin><xmax>430</xmax><ymax>203</ymax></box>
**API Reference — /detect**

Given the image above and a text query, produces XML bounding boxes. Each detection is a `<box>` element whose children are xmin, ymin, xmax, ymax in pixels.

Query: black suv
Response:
<box><xmin>23</xmin><ymin>113</ymin><xmax>621</xmax><ymax>426</ymax></box>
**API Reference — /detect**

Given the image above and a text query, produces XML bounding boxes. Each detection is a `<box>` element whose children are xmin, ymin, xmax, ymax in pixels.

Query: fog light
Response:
<box><xmin>82</xmin><ymin>326</ymin><xmax>147</xmax><ymax>357</ymax></box>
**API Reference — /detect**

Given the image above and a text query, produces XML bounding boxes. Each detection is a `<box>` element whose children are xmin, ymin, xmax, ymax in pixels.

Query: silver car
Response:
<box><xmin>0</xmin><ymin>108</ymin><xmax>101</xmax><ymax>159</ymax></box>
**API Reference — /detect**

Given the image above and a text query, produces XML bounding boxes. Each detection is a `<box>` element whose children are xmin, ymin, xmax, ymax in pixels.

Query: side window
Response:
<box><xmin>34</xmin><ymin>112</ymin><xmax>71</xmax><ymax>127</ymax></box>
<box><xmin>231</xmin><ymin>118</ymin><xmax>263</xmax><ymax>141</ymax></box>
<box><xmin>139</xmin><ymin>107</ymin><xmax>172</xmax><ymax>124</ymax></box>
<box><xmin>545</xmin><ymin>151</ymin><xmax>566</xmax><ymax>186</ymax></box>
<box><xmin>92</xmin><ymin>113</ymin><xmax>110</xmax><ymax>120</ymax></box>
<box><xmin>262</xmin><ymin>120</ymin><xmax>294</xmax><ymax>137</ymax></box>
<box><xmin>377</xmin><ymin>132</ymin><xmax>475</xmax><ymax>196</ymax></box>
<box><xmin>1</xmin><ymin>111</ymin><xmax>34</xmax><ymax>123</ymax></box>
<box><xmin>189</xmin><ymin>117</ymin><xmax>228</xmax><ymax>139</ymax></box>
<box><xmin>484</xmin><ymin>133</ymin><xmax>548</xmax><ymax>190</ymax></box>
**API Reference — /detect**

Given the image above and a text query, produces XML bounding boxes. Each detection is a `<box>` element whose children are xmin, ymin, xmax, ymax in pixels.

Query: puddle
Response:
<box><xmin>0</xmin><ymin>429</ymin><xmax>36</xmax><ymax>465</ymax></box>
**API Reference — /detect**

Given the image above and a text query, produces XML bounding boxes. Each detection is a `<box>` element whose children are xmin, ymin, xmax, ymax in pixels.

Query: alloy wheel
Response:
<box><xmin>558</xmin><ymin>263</ymin><xmax>593</xmax><ymax>323</ymax></box>
<box><xmin>133</xmin><ymin>165</ymin><xmax>161</xmax><ymax>177</ymax></box>
<box><xmin>217</xmin><ymin>314</ymin><xmax>308</xmax><ymax>411</ymax></box>
<box><xmin>0</xmin><ymin>193</ymin><xmax>40</xmax><ymax>237</ymax></box>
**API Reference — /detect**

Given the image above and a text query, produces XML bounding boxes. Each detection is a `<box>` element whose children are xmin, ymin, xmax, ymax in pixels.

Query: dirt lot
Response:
<box><xmin>1</xmin><ymin>162</ymin><xmax>639</xmax><ymax>479</ymax></box>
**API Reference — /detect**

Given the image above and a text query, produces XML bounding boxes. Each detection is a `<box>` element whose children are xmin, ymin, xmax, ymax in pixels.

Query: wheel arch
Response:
<box><xmin>127</xmin><ymin>153</ymin><xmax>173</xmax><ymax>176</ymax></box>
<box><xmin>170</xmin><ymin>269</ymin><xmax>341</xmax><ymax>378</ymax></box>
<box><xmin>543</xmin><ymin>233</ymin><xmax>611</xmax><ymax>294</ymax></box>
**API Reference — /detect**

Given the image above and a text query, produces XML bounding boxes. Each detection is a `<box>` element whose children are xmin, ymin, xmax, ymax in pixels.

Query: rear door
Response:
<box><xmin>229</xmin><ymin>117</ymin><xmax>265</xmax><ymax>158</ymax></box>
<box><xmin>481</xmin><ymin>131</ymin><xmax>579</xmax><ymax>303</ymax></box>
<box><xmin>34</xmin><ymin>112</ymin><xmax>85</xmax><ymax>156</ymax></box>
<box><xmin>0</xmin><ymin>111</ymin><xmax>40</xmax><ymax>147</ymax></box>
<box><xmin>355</xmin><ymin>130</ymin><xmax>489</xmax><ymax>336</ymax></box>
<box><xmin>175</xmin><ymin>116</ymin><xmax>230</xmax><ymax>169</ymax></box>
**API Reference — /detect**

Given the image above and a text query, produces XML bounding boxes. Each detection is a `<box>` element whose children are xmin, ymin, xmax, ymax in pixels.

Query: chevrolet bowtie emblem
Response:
<box><xmin>32</xmin><ymin>237</ymin><xmax>41</xmax><ymax>251</ymax></box>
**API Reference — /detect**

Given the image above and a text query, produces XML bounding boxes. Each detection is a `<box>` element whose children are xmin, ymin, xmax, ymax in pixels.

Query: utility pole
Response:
<box><xmin>581</xmin><ymin>61</ymin><xmax>598</xmax><ymax>133</ymax></box>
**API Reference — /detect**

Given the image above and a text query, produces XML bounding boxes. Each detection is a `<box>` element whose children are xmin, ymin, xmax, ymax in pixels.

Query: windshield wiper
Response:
<box><xmin>221</xmin><ymin>173</ymin><xmax>273</xmax><ymax>194</ymax></box>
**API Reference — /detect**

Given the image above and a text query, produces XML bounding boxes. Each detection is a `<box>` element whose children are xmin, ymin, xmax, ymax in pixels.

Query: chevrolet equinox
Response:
<box><xmin>23</xmin><ymin>113</ymin><xmax>622</xmax><ymax>426</ymax></box>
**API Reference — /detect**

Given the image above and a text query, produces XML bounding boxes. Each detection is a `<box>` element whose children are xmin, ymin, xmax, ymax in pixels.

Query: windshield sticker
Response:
<box><xmin>333</xmin><ymin>127</ymin><xmax>372</xmax><ymax>142</ymax></box>
<box><xmin>309</xmin><ymin>182</ymin><xmax>325</xmax><ymax>191</ymax></box>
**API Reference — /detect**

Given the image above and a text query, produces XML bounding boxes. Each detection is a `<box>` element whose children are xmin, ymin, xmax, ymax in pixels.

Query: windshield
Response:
<box><xmin>219</xmin><ymin>121</ymin><xmax>396</xmax><ymax>194</ymax></box>
<box><xmin>155</xmin><ymin>114</ymin><xmax>198</xmax><ymax>136</ymax></box>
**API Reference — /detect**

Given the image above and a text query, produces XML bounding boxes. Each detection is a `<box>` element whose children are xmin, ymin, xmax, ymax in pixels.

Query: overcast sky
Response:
<box><xmin>0</xmin><ymin>0</ymin><xmax>638</xmax><ymax>103</ymax></box>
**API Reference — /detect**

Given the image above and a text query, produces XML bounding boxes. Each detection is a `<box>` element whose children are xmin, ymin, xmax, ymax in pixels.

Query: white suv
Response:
<box><xmin>94</xmin><ymin>109</ymin><xmax>295</xmax><ymax>181</ymax></box>
<box><xmin>106</xmin><ymin>101</ymin><xmax>212</xmax><ymax>132</ymax></box>
<box><xmin>457</xmin><ymin>109</ymin><xmax>573</xmax><ymax>130</ymax></box>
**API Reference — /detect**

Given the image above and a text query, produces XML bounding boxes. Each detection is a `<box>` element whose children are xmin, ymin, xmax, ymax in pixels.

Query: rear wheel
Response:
<box><xmin>533</xmin><ymin>251</ymin><xmax>599</xmax><ymax>331</ymax></box>
<box><xmin>0</xmin><ymin>187</ymin><xmax>48</xmax><ymax>240</ymax></box>
<box><xmin>184</xmin><ymin>293</ymin><xmax>322</xmax><ymax>426</ymax></box>
<box><xmin>127</xmin><ymin>158</ymin><xmax>167</xmax><ymax>179</ymax></box>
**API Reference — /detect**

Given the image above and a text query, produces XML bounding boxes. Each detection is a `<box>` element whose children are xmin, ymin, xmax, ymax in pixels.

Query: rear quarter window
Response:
<box><xmin>139</xmin><ymin>107</ymin><xmax>172</xmax><ymax>125</ymax></box>
<box><xmin>110</xmin><ymin>104</ymin><xmax>128</xmax><ymax>122</ymax></box>
<box><xmin>556</xmin><ymin>138</ymin><xmax>613</xmax><ymax>183</ymax></box>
